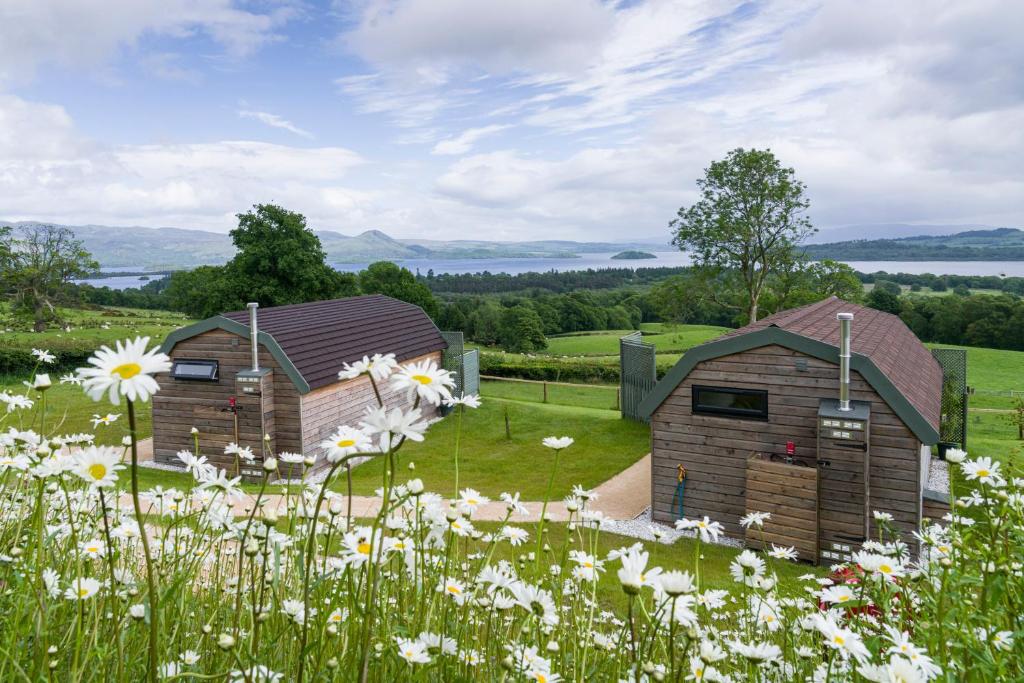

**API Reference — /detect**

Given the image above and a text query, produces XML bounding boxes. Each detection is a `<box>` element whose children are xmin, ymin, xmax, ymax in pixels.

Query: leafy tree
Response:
<box><xmin>865</xmin><ymin>286</ymin><xmax>902</xmax><ymax>315</ymax></box>
<box><xmin>1</xmin><ymin>224</ymin><xmax>98</xmax><ymax>331</ymax></box>
<box><xmin>670</xmin><ymin>148</ymin><xmax>815</xmax><ymax>322</ymax></box>
<box><xmin>873</xmin><ymin>279</ymin><xmax>902</xmax><ymax>296</ymax></box>
<box><xmin>498</xmin><ymin>305</ymin><xmax>548</xmax><ymax>352</ymax></box>
<box><xmin>164</xmin><ymin>266</ymin><xmax>238</xmax><ymax>319</ymax></box>
<box><xmin>466</xmin><ymin>304</ymin><xmax>502</xmax><ymax>346</ymax></box>
<box><xmin>229</xmin><ymin>204</ymin><xmax>357</xmax><ymax>307</ymax></box>
<box><xmin>358</xmin><ymin>261</ymin><xmax>438</xmax><ymax>318</ymax></box>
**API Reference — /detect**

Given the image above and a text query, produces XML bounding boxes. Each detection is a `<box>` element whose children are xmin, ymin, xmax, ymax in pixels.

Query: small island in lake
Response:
<box><xmin>610</xmin><ymin>250</ymin><xmax>657</xmax><ymax>260</ymax></box>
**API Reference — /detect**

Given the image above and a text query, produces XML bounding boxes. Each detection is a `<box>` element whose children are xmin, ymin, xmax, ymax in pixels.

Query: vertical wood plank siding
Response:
<box><xmin>651</xmin><ymin>345</ymin><xmax>922</xmax><ymax>546</ymax></box>
<box><xmin>152</xmin><ymin>330</ymin><xmax>302</xmax><ymax>471</ymax></box>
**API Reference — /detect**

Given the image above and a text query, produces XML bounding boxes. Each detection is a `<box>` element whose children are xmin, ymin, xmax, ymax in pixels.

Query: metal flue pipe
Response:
<box><xmin>837</xmin><ymin>312</ymin><xmax>853</xmax><ymax>411</ymax></box>
<box><xmin>247</xmin><ymin>302</ymin><xmax>260</xmax><ymax>372</ymax></box>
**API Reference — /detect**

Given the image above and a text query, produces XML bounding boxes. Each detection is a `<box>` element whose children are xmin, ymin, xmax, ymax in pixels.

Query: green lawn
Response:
<box><xmin>340</xmin><ymin>398</ymin><xmax>650</xmax><ymax>500</ymax></box>
<box><xmin>480</xmin><ymin>378</ymin><xmax>621</xmax><ymax>411</ymax></box>
<box><xmin>0</xmin><ymin>303</ymin><xmax>191</xmax><ymax>352</ymax></box>
<box><xmin>541</xmin><ymin>324</ymin><xmax>728</xmax><ymax>357</ymax></box>
<box><xmin>0</xmin><ymin>377</ymin><xmax>154</xmax><ymax>442</ymax></box>
<box><xmin>927</xmin><ymin>343</ymin><xmax>1024</xmax><ymax>410</ymax></box>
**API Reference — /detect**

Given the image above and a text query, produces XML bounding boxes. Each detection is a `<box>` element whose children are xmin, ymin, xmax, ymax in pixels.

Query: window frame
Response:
<box><xmin>691</xmin><ymin>384</ymin><xmax>769</xmax><ymax>421</ymax></box>
<box><xmin>170</xmin><ymin>359</ymin><xmax>220</xmax><ymax>382</ymax></box>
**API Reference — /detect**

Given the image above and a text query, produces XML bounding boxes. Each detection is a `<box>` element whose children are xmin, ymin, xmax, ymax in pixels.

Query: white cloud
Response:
<box><xmin>0</xmin><ymin>0</ymin><xmax>296</xmax><ymax>84</ymax></box>
<box><xmin>239</xmin><ymin>110</ymin><xmax>314</xmax><ymax>139</ymax></box>
<box><xmin>0</xmin><ymin>95</ymin><xmax>375</xmax><ymax>230</ymax></box>
<box><xmin>431</xmin><ymin>125</ymin><xmax>510</xmax><ymax>155</ymax></box>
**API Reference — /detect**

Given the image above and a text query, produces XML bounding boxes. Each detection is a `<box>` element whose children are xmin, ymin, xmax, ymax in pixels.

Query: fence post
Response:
<box><xmin>616</xmin><ymin>387</ymin><xmax>620</xmax><ymax>411</ymax></box>
<box><xmin>543</xmin><ymin>381</ymin><xmax>548</xmax><ymax>404</ymax></box>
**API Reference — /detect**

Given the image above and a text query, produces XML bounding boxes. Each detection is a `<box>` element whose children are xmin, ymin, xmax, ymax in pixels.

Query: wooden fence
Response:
<box><xmin>745</xmin><ymin>456</ymin><xmax>819</xmax><ymax>562</ymax></box>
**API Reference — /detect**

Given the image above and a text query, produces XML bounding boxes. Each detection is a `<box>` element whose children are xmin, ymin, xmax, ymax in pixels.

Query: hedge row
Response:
<box><xmin>478</xmin><ymin>351</ymin><xmax>678</xmax><ymax>384</ymax></box>
<box><xmin>0</xmin><ymin>346</ymin><xmax>95</xmax><ymax>377</ymax></box>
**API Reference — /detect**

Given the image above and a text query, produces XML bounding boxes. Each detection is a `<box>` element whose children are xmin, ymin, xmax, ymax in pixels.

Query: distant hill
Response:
<box><xmin>807</xmin><ymin>223</ymin><xmax>1001</xmax><ymax>243</ymax></box>
<box><xmin>0</xmin><ymin>221</ymin><xmax>659</xmax><ymax>269</ymax></box>
<box><xmin>804</xmin><ymin>228</ymin><xmax>1024</xmax><ymax>261</ymax></box>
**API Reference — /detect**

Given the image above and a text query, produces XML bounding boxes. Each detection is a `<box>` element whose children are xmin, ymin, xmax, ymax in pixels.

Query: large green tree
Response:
<box><xmin>358</xmin><ymin>261</ymin><xmax>438</xmax><ymax>317</ymax></box>
<box><xmin>671</xmin><ymin>148</ymin><xmax>816</xmax><ymax>322</ymax></box>
<box><xmin>163</xmin><ymin>204</ymin><xmax>357</xmax><ymax>317</ymax></box>
<box><xmin>228</xmin><ymin>204</ymin><xmax>357</xmax><ymax>307</ymax></box>
<box><xmin>1</xmin><ymin>224</ymin><xmax>98</xmax><ymax>331</ymax></box>
<box><xmin>498</xmin><ymin>305</ymin><xmax>547</xmax><ymax>353</ymax></box>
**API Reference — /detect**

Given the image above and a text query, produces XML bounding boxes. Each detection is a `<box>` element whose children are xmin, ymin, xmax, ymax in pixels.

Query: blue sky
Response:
<box><xmin>1</xmin><ymin>0</ymin><xmax>1021</xmax><ymax>241</ymax></box>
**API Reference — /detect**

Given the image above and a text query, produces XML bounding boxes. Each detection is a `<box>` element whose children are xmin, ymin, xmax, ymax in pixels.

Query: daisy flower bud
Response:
<box><xmin>217</xmin><ymin>633</ymin><xmax>235</xmax><ymax>650</ymax></box>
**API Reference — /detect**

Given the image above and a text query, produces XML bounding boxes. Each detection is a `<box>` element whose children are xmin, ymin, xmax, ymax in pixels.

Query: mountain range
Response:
<box><xmin>0</xmin><ymin>221</ymin><xmax>665</xmax><ymax>269</ymax></box>
<box><xmin>3</xmin><ymin>220</ymin><xmax>1022</xmax><ymax>270</ymax></box>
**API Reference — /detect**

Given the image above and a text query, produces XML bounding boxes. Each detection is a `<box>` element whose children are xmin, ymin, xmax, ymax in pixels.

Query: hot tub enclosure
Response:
<box><xmin>152</xmin><ymin>295</ymin><xmax>446</xmax><ymax>479</ymax></box>
<box><xmin>640</xmin><ymin>297</ymin><xmax>947</xmax><ymax>563</ymax></box>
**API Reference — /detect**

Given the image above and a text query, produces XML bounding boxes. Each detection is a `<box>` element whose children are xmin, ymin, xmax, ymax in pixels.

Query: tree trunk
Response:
<box><xmin>748</xmin><ymin>297</ymin><xmax>759</xmax><ymax>324</ymax></box>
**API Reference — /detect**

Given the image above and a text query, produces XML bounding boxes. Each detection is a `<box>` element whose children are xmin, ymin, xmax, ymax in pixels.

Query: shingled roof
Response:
<box><xmin>640</xmin><ymin>297</ymin><xmax>944</xmax><ymax>443</ymax></box>
<box><xmin>163</xmin><ymin>295</ymin><xmax>446</xmax><ymax>393</ymax></box>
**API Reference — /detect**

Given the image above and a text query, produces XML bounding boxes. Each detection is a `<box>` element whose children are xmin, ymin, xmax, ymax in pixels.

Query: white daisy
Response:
<box><xmin>73</xmin><ymin>445</ymin><xmax>124</xmax><ymax>489</ymax></box>
<box><xmin>542</xmin><ymin>436</ymin><xmax>574</xmax><ymax>450</ymax></box>
<box><xmin>390</xmin><ymin>359</ymin><xmax>454</xmax><ymax>406</ymax></box>
<box><xmin>65</xmin><ymin>577</ymin><xmax>101</xmax><ymax>600</ymax></box>
<box><xmin>77</xmin><ymin>337</ymin><xmax>171</xmax><ymax>405</ymax></box>
<box><xmin>338</xmin><ymin>353</ymin><xmax>398</xmax><ymax>382</ymax></box>
<box><xmin>319</xmin><ymin>426</ymin><xmax>372</xmax><ymax>463</ymax></box>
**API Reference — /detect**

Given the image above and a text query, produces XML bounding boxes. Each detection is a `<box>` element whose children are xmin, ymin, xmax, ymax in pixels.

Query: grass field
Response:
<box><xmin>340</xmin><ymin>398</ymin><xmax>650</xmax><ymax>499</ymax></box>
<box><xmin>542</xmin><ymin>323</ymin><xmax>729</xmax><ymax>357</ymax></box>
<box><xmin>0</xmin><ymin>303</ymin><xmax>191</xmax><ymax>350</ymax></box>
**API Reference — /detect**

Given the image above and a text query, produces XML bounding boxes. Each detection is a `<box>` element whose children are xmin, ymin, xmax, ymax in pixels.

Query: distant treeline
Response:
<box><xmin>898</xmin><ymin>293</ymin><xmax>1024</xmax><ymax>351</ymax></box>
<box><xmin>421</xmin><ymin>266</ymin><xmax>690</xmax><ymax>294</ymax></box>
<box><xmin>858</xmin><ymin>271</ymin><xmax>1024</xmax><ymax>295</ymax></box>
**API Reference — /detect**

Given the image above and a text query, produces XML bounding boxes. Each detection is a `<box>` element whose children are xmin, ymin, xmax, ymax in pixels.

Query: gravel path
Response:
<box><xmin>927</xmin><ymin>457</ymin><xmax>950</xmax><ymax>495</ymax></box>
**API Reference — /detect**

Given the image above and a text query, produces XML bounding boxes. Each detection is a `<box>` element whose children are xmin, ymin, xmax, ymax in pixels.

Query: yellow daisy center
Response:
<box><xmin>879</xmin><ymin>564</ymin><xmax>892</xmax><ymax>573</ymax></box>
<box><xmin>336</xmin><ymin>439</ymin><xmax>356</xmax><ymax>448</ymax></box>
<box><xmin>86</xmin><ymin>545</ymin><xmax>99</xmax><ymax>553</ymax></box>
<box><xmin>447</xmin><ymin>585</ymin><xmax>461</xmax><ymax>595</ymax></box>
<box><xmin>357</xmin><ymin>542</ymin><xmax>371</xmax><ymax>555</ymax></box>
<box><xmin>88</xmin><ymin>463</ymin><xmax>107</xmax><ymax>480</ymax></box>
<box><xmin>411</xmin><ymin>374</ymin><xmax>433</xmax><ymax>385</ymax></box>
<box><xmin>838</xmin><ymin>595</ymin><xmax>850</xmax><ymax>602</ymax></box>
<box><xmin>330</xmin><ymin>614</ymin><xmax>342</xmax><ymax>622</ymax></box>
<box><xmin>78</xmin><ymin>588</ymin><xmax>90</xmax><ymax>597</ymax></box>
<box><xmin>111</xmin><ymin>362</ymin><xmax>142</xmax><ymax>380</ymax></box>
<box><xmin>834</xmin><ymin>636</ymin><xmax>845</xmax><ymax>646</ymax></box>
<box><xmin>976</xmin><ymin>469</ymin><xmax>989</xmax><ymax>477</ymax></box>
<box><xmin>535</xmin><ymin>675</ymin><xmax>547</xmax><ymax>683</ymax></box>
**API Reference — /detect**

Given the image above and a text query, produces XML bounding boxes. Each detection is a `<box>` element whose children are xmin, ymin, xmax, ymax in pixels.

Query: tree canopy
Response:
<box><xmin>165</xmin><ymin>204</ymin><xmax>358</xmax><ymax>317</ymax></box>
<box><xmin>0</xmin><ymin>224</ymin><xmax>98</xmax><ymax>330</ymax></box>
<box><xmin>358</xmin><ymin>261</ymin><xmax>438</xmax><ymax>318</ymax></box>
<box><xmin>671</xmin><ymin>148</ymin><xmax>816</xmax><ymax>322</ymax></box>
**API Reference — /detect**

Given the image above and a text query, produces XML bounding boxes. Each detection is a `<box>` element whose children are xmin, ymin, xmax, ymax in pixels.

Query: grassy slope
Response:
<box><xmin>0</xmin><ymin>303</ymin><xmax>191</xmax><ymax>351</ymax></box>
<box><xmin>542</xmin><ymin>323</ymin><xmax>729</xmax><ymax>357</ymax></box>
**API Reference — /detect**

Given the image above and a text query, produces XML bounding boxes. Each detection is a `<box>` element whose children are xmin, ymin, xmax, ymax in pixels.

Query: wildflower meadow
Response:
<box><xmin>0</xmin><ymin>338</ymin><xmax>1021</xmax><ymax>682</ymax></box>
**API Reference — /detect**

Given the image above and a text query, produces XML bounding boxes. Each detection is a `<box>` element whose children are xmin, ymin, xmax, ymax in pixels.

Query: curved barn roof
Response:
<box><xmin>161</xmin><ymin>295</ymin><xmax>446</xmax><ymax>393</ymax></box>
<box><xmin>640</xmin><ymin>297</ymin><xmax>943</xmax><ymax>444</ymax></box>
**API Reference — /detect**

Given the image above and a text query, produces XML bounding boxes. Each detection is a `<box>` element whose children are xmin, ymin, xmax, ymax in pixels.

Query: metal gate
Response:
<box><xmin>620</xmin><ymin>332</ymin><xmax>657</xmax><ymax>422</ymax></box>
<box><xmin>931</xmin><ymin>348</ymin><xmax>968</xmax><ymax>449</ymax></box>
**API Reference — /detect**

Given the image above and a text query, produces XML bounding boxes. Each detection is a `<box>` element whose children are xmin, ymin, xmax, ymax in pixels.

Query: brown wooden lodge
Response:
<box><xmin>640</xmin><ymin>297</ymin><xmax>950</xmax><ymax>563</ymax></box>
<box><xmin>152</xmin><ymin>295</ymin><xmax>446</xmax><ymax>480</ymax></box>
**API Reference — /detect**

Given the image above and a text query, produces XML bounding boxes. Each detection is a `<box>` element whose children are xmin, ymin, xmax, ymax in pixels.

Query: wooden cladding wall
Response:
<box><xmin>650</xmin><ymin>344</ymin><xmax>922</xmax><ymax>546</ymax></box>
<box><xmin>922</xmin><ymin>496</ymin><xmax>950</xmax><ymax>525</ymax></box>
<box><xmin>744</xmin><ymin>457</ymin><xmax>818</xmax><ymax>561</ymax></box>
<box><xmin>300</xmin><ymin>351</ymin><xmax>443</xmax><ymax>468</ymax></box>
<box><xmin>152</xmin><ymin>330</ymin><xmax>302</xmax><ymax>472</ymax></box>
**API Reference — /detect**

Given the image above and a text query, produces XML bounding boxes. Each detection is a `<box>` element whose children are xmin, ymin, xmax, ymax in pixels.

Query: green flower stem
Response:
<box><xmin>128</xmin><ymin>399</ymin><xmax>159</xmax><ymax>683</ymax></box>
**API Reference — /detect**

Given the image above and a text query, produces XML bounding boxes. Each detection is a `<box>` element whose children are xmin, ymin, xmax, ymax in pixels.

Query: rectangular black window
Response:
<box><xmin>170</xmin><ymin>359</ymin><xmax>219</xmax><ymax>382</ymax></box>
<box><xmin>692</xmin><ymin>385</ymin><xmax>768</xmax><ymax>420</ymax></box>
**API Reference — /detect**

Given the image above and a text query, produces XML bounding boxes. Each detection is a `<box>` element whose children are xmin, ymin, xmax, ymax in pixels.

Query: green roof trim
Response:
<box><xmin>638</xmin><ymin>326</ymin><xmax>940</xmax><ymax>445</ymax></box>
<box><xmin>160</xmin><ymin>316</ymin><xmax>311</xmax><ymax>394</ymax></box>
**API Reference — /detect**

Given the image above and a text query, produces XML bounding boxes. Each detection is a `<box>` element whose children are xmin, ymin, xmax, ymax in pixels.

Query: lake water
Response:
<box><xmin>82</xmin><ymin>253</ymin><xmax>1024</xmax><ymax>289</ymax></box>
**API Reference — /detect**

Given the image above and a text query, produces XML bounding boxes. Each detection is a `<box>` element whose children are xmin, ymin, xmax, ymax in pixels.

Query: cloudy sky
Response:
<box><xmin>1</xmin><ymin>0</ymin><xmax>1021</xmax><ymax>241</ymax></box>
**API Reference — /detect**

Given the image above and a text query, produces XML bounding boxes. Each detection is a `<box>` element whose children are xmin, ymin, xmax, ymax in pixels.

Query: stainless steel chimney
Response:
<box><xmin>837</xmin><ymin>312</ymin><xmax>853</xmax><ymax>411</ymax></box>
<box><xmin>247</xmin><ymin>302</ymin><xmax>260</xmax><ymax>372</ymax></box>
